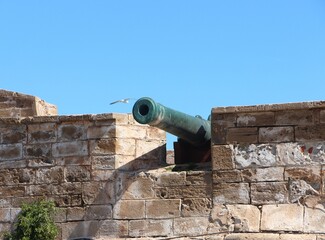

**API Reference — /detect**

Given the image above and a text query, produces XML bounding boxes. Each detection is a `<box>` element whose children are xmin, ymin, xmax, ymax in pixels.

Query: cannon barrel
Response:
<box><xmin>132</xmin><ymin>97</ymin><xmax>211</xmax><ymax>147</ymax></box>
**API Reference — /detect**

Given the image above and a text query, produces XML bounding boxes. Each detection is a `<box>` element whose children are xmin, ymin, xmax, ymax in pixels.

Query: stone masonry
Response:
<box><xmin>0</xmin><ymin>90</ymin><xmax>325</xmax><ymax>240</ymax></box>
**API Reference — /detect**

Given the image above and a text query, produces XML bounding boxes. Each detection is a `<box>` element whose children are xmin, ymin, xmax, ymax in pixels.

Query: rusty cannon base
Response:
<box><xmin>132</xmin><ymin>97</ymin><xmax>211</xmax><ymax>163</ymax></box>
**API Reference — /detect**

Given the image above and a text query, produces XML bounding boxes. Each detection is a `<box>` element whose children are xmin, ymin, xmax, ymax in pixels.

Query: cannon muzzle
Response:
<box><xmin>132</xmin><ymin>97</ymin><xmax>211</xmax><ymax>147</ymax></box>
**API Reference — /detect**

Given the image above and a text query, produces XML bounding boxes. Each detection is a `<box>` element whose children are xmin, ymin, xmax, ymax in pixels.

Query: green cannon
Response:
<box><xmin>132</xmin><ymin>97</ymin><xmax>211</xmax><ymax>163</ymax></box>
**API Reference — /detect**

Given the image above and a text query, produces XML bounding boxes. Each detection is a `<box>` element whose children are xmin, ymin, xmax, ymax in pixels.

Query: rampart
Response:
<box><xmin>0</xmin><ymin>90</ymin><xmax>325</xmax><ymax>240</ymax></box>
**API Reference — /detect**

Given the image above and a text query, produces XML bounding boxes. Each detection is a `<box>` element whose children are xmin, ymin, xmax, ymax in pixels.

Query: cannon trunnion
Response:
<box><xmin>132</xmin><ymin>97</ymin><xmax>211</xmax><ymax>163</ymax></box>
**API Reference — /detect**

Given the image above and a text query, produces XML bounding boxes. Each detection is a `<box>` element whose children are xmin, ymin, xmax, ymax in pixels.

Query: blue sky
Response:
<box><xmin>1</xmin><ymin>1</ymin><xmax>324</xmax><ymax>149</ymax></box>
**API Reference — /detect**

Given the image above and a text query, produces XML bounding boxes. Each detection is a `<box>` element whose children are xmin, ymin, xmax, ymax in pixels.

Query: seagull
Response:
<box><xmin>109</xmin><ymin>98</ymin><xmax>133</xmax><ymax>105</ymax></box>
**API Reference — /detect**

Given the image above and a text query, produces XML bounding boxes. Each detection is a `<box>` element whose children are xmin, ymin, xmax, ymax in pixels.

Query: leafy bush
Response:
<box><xmin>5</xmin><ymin>200</ymin><xmax>58</xmax><ymax>240</ymax></box>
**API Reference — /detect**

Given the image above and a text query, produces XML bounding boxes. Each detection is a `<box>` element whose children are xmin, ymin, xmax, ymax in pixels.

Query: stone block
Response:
<box><xmin>1</xmin><ymin>125</ymin><xmax>26</xmax><ymax>144</ymax></box>
<box><xmin>0</xmin><ymin>208</ymin><xmax>11</xmax><ymax>222</ymax></box>
<box><xmin>87</xmin><ymin>125</ymin><xmax>115</xmax><ymax>139</ymax></box>
<box><xmin>285</xmin><ymin>166</ymin><xmax>321</xmax><ymax>192</ymax></box>
<box><xmin>211</xmin><ymin>113</ymin><xmax>237</xmax><ymax>145</ymax></box>
<box><xmin>116</xmin><ymin>172</ymin><xmax>154</xmax><ymax>200</ymax></box>
<box><xmin>85</xmin><ymin>205</ymin><xmax>112</xmax><ymax>220</ymax></box>
<box><xmin>0</xmin><ymin>186</ymin><xmax>25</xmax><ymax>197</ymax></box>
<box><xmin>116</xmin><ymin>125</ymin><xmax>147</xmax><ymax>139</ymax></box>
<box><xmin>174</xmin><ymin>217</ymin><xmax>209</xmax><ymax>236</ymax></box>
<box><xmin>227</xmin><ymin>127</ymin><xmax>258</xmax><ymax>144</ymax></box>
<box><xmin>91</xmin><ymin>155</ymin><xmax>115</xmax><ymax>170</ymax></box>
<box><xmin>146</xmin><ymin>199</ymin><xmax>180</xmax><ymax>218</ymax></box>
<box><xmin>275</xmin><ymin>110</ymin><xmax>314</xmax><ymax>126</ymax></box>
<box><xmin>213</xmin><ymin>170</ymin><xmax>242</xmax><ymax>183</ymax></box>
<box><xmin>280</xmin><ymin>234</ymin><xmax>316</xmax><ymax>240</ymax></box>
<box><xmin>224</xmin><ymin>233</ymin><xmax>280</xmax><ymax>240</ymax></box>
<box><xmin>129</xmin><ymin>219</ymin><xmax>173</xmax><ymax>237</ymax></box>
<box><xmin>82</xmin><ymin>182</ymin><xmax>115</xmax><ymax>205</ymax></box>
<box><xmin>259</xmin><ymin>127</ymin><xmax>294</xmax><ymax>143</ymax></box>
<box><xmin>99</xmin><ymin>220</ymin><xmax>128</xmax><ymax>237</ymax></box>
<box><xmin>65</xmin><ymin>165</ymin><xmax>91</xmax><ymax>182</ymax></box>
<box><xmin>146</xmin><ymin>127</ymin><xmax>166</xmax><ymax>140</ymax></box>
<box><xmin>92</xmin><ymin>170</ymin><xmax>115</xmax><ymax>181</ymax></box>
<box><xmin>242</xmin><ymin>167</ymin><xmax>284</xmax><ymax>182</ymax></box>
<box><xmin>213</xmin><ymin>183</ymin><xmax>250</xmax><ymax>204</ymax></box>
<box><xmin>237</xmin><ymin>112</ymin><xmax>275</xmax><ymax>127</ymax></box>
<box><xmin>54</xmin><ymin>208</ymin><xmax>67</xmax><ymax>223</ymax></box>
<box><xmin>212</xmin><ymin>145</ymin><xmax>235</xmax><ymax>170</ymax></box>
<box><xmin>135</xmin><ymin>139</ymin><xmax>166</xmax><ymax>160</ymax></box>
<box><xmin>226</xmin><ymin>204</ymin><xmax>261</xmax><ymax>232</ymax></box>
<box><xmin>304</xmin><ymin>207</ymin><xmax>325</xmax><ymax>233</ymax></box>
<box><xmin>156</xmin><ymin>185</ymin><xmax>211</xmax><ymax>199</ymax></box>
<box><xmin>52</xmin><ymin>141</ymin><xmax>88</xmax><ymax>157</ymax></box>
<box><xmin>261</xmin><ymin>204</ymin><xmax>303</xmax><ymax>231</ymax></box>
<box><xmin>181</xmin><ymin>198</ymin><xmax>212</xmax><ymax>217</ymax></box>
<box><xmin>152</xmin><ymin>171</ymin><xmax>186</xmax><ymax>186</ymax></box>
<box><xmin>28</xmin><ymin>123</ymin><xmax>57</xmax><ymax>143</ymax></box>
<box><xmin>296</xmin><ymin>124</ymin><xmax>325</xmax><ymax>141</ymax></box>
<box><xmin>234</xmin><ymin>144</ymin><xmax>277</xmax><ymax>168</ymax></box>
<box><xmin>61</xmin><ymin>221</ymin><xmax>101</xmax><ymax>240</ymax></box>
<box><xmin>0</xmin><ymin>143</ymin><xmax>22</xmax><ymax>161</ymax></box>
<box><xmin>321</xmin><ymin>110</ymin><xmax>325</xmax><ymax>123</ymax></box>
<box><xmin>251</xmin><ymin>182</ymin><xmax>288</xmax><ymax>204</ymax></box>
<box><xmin>58</xmin><ymin>124</ymin><xmax>87</xmax><ymax>141</ymax></box>
<box><xmin>35</xmin><ymin>166</ymin><xmax>64</xmax><ymax>184</ymax></box>
<box><xmin>113</xmin><ymin>200</ymin><xmax>145</xmax><ymax>219</ymax></box>
<box><xmin>186</xmin><ymin>171</ymin><xmax>211</xmax><ymax>185</ymax></box>
<box><xmin>89</xmin><ymin>138</ymin><xmax>135</xmax><ymax>156</ymax></box>
<box><xmin>56</xmin><ymin>156</ymin><xmax>90</xmax><ymax>166</ymax></box>
<box><xmin>67</xmin><ymin>207</ymin><xmax>85</xmax><ymax>221</ymax></box>
<box><xmin>0</xmin><ymin>159</ymin><xmax>27</xmax><ymax>169</ymax></box>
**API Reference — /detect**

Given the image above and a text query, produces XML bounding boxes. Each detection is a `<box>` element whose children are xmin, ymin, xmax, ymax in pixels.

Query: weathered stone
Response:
<box><xmin>304</xmin><ymin>206</ymin><xmax>325</xmax><ymax>233</ymax></box>
<box><xmin>211</xmin><ymin>113</ymin><xmax>237</xmax><ymax>144</ymax></box>
<box><xmin>66</xmin><ymin>207</ymin><xmax>85</xmax><ymax>221</ymax></box>
<box><xmin>53</xmin><ymin>182</ymin><xmax>82</xmax><ymax>195</ymax></box>
<box><xmin>129</xmin><ymin>219</ymin><xmax>173</xmax><ymax>237</ymax></box>
<box><xmin>237</xmin><ymin>112</ymin><xmax>275</xmax><ymax>127</ymax></box>
<box><xmin>54</xmin><ymin>208</ymin><xmax>67</xmax><ymax>223</ymax></box>
<box><xmin>224</xmin><ymin>233</ymin><xmax>280</xmax><ymax>240</ymax></box>
<box><xmin>213</xmin><ymin>183</ymin><xmax>250</xmax><ymax>204</ymax></box>
<box><xmin>234</xmin><ymin>144</ymin><xmax>277</xmax><ymax>168</ymax></box>
<box><xmin>116</xmin><ymin>172</ymin><xmax>154</xmax><ymax>200</ymax></box>
<box><xmin>181</xmin><ymin>198</ymin><xmax>212</xmax><ymax>217</ymax></box>
<box><xmin>61</xmin><ymin>221</ymin><xmax>101</xmax><ymax>240</ymax></box>
<box><xmin>174</xmin><ymin>217</ymin><xmax>209</xmax><ymax>236</ymax></box>
<box><xmin>156</xmin><ymin>185</ymin><xmax>211</xmax><ymax>199</ymax></box>
<box><xmin>186</xmin><ymin>171</ymin><xmax>211</xmax><ymax>185</ymax></box>
<box><xmin>99</xmin><ymin>220</ymin><xmax>128</xmax><ymax>237</ymax></box>
<box><xmin>52</xmin><ymin>141</ymin><xmax>88</xmax><ymax>157</ymax></box>
<box><xmin>227</xmin><ymin>127</ymin><xmax>258</xmax><ymax>144</ymax></box>
<box><xmin>259</xmin><ymin>127</ymin><xmax>294</xmax><ymax>143</ymax></box>
<box><xmin>58</xmin><ymin>124</ymin><xmax>87</xmax><ymax>141</ymax></box>
<box><xmin>89</xmin><ymin>138</ymin><xmax>135</xmax><ymax>156</ymax></box>
<box><xmin>275</xmin><ymin>110</ymin><xmax>314</xmax><ymax>126</ymax></box>
<box><xmin>1</xmin><ymin>125</ymin><xmax>26</xmax><ymax>144</ymax></box>
<box><xmin>82</xmin><ymin>182</ymin><xmax>115</xmax><ymax>205</ymax></box>
<box><xmin>91</xmin><ymin>155</ymin><xmax>115</xmax><ymax>170</ymax></box>
<box><xmin>321</xmin><ymin>110</ymin><xmax>325</xmax><ymax>123</ymax></box>
<box><xmin>0</xmin><ymin>143</ymin><xmax>22</xmax><ymax>160</ymax></box>
<box><xmin>24</xmin><ymin>143</ymin><xmax>51</xmax><ymax>158</ymax></box>
<box><xmin>296</xmin><ymin>124</ymin><xmax>325</xmax><ymax>141</ymax></box>
<box><xmin>261</xmin><ymin>204</ymin><xmax>303</xmax><ymax>231</ymax></box>
<box><xmin>56</xmin><ymin>156</ymin><xmax>90</xmax><ymax>166</ymax></box>
<box><xmin>28</xmin><ymin>123</ymin><xmax>57</xmax><ymax>143</ymax></box>
<box><xmin>87</xmin><ymin>125</ymin><xmax>115</xmax><ymax>139</ymax></box>
<box><xmin>0</xmin><ymin>208</ymin><xmax>11</xmax><ymax>222</ymax></box>
<box><xmin>0</xmin><ymin>186</ymin><xmax>25</xmax><ymax>197</ymax></box>
<box><xmin>35</xmin><ymin>167</ymin><xmax>64</xmax><ymax>184</ymax></box>
<box><xmin>280</xmin><ymin>234</ymin><xmax>316</xmax><ymax>240</ymax></box>
<box><xmin>251</xmin><ymin>182</ymin><xmax>288</xmax><ymax>204</ymax></box>
<box><xmin>135</xmin><ymin>139</ymin><xmax>166</xmax><ymax>160</ymax></box>
<box><xmin>212</xmin><ymin>145</ymin><xmax>235</xmax><ymax>170</ymax></box>
<box><xmin>84</xmin><ymin>205</ymin><xmax>112</xmax><ymax>220</ymax></box>
<box><xmin>65</xmin><ymin>165</ymin><xmax>91</xmax><ymax>182</ymax></box>
<box><xmin>113</xmin><ymin>200</ymin><xmax>145</xmax><ymax>219</ymax></box>
<box><xmin>0</xmin><ymin>159</ymin><xmax>27</xmax><ymax>169</ymax></box>
<box><xmin>146</xmin><ymin>199</ymin><xmax>180</xmax><ymax>218</ymax></box>
<box><xmin>92</xmin><ymin>170</ymin><xmax>115</xmax><ymax>181</ymax></box>
<box><xmin>242</xmin><ymin>167</ymin><xmax>284</xmax><ymax>182</ymax></box>
<box><xmin>146</xmin><ymin>127</ymin><xmax>166</xmax><ymax>140</ymax></box>
<box><xmin>213</xmin><ymin>170</ymin><xmax>242</xmax><ymax>183</ymax></box>
<box><xmin>116</xmin><ymin>125</ymin><xmax>147</xmax><ymax>139</ymax></box>
<box><xmin>151</xmin><ymin>171</ymin><xmax>186</xmax><ymax>186</ymax></box>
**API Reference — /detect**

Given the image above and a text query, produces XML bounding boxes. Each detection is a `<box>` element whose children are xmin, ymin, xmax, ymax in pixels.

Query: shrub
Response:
<box><xmin>5</xmin><ymin>200</ymin><xmax>58</xmax><ymax>240</ymax></box>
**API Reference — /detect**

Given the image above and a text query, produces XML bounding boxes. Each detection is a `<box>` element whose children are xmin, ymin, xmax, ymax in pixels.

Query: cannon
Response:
<box><xmin>132</xmin><ymin>97</ymin><xmax>211</xmax><ymax>163</ymax></box>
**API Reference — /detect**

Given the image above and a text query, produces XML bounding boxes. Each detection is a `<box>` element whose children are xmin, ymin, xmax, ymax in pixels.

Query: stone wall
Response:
<box><xmin>210</xmin><ymin>101</ymin><xmax>325</xmax><ymax>239</ymax></box>
<box><xmin>0</xmin><ymin>89</ymin><xmax>57</xmax><ymax>117</ymax></box>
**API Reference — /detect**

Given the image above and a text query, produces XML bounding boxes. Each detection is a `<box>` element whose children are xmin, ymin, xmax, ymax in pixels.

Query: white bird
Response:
<box><xmin>109</xmin><ymin>98</ymin><xmax>133</xmax><ymax>105</ymax></box>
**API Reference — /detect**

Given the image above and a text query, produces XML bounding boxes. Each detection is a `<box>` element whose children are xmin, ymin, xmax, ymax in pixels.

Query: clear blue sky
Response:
<box><xmin>1</xmin><ymin>1</ymin><xmax>324</xmax><ymax>149</ymax></box>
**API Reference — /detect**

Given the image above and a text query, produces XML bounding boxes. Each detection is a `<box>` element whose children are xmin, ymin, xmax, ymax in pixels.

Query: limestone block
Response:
<box><xmin>0</xmin><ymin>159</ymin><xmax>26</xmax><ymax>169</ymax></box>
<box><xmin>242</xmin><ymin>167</ymin><xmax>284</xmax><ymax>182</ymax></box>
<box><xmin>65</xmin><ymin>165</ymin><xmax>91</xmax><ymax>182</ymax></box>
<box><xmin>156</xmin><ymin>185</ymin><xmax>211</xmax><ymax>199</ymax></box>
<box><xmin>186</xmin><ymin>171</ymin><xmax>211</xmax><ymax>185</ymax></box>
<box><xmin>129</xmin><ymin>219</ymin><xmax>173</xmax><ymax>237</ymax></box>
<box><xmin>304</xmin><ymin>207</ymin><xmax>325</xmax><ymax>233</ymax></box>
<box><xmin>296</xmin><ymin>124</ymin><xmax>325</xmax><ymax>141</ymax></box>
<box><xmin>213</xmin><ymin>169</ymin><xmax>242</xmax><ymax>183</ymax></box>
<box><xmin>0</xmin><ymin>186</ymin><xmax>25</xmax><ymax>197</ymax></box>
<box><xmin>261</xmin><ymin>204</ymin><xmax>304</xmax><ymax>231</ymax></box>
<box><xmin>87</xmin><ymin>125</ymin><xmax>115</xmax><ymax>139</ymax></box>
<box><xmin>285</xmin><ymin>166</ymin><xmax>321</xmax><ymax>191</ymax></box>
<box><xmin>211</xmin><ymin>113</ymin><xmax>236</xmax><ymax>145</ymax></box>
<box><xmin>54</xmin><ymin>208</ymin><xmax>67</xmax><ymax>223</ymax></box>
<box><xmin>275</xmin><ymin>110</ymin><xmax>314</xmax><ymax>126</ymax></box>
<box><xmin>56</xmin><ymin>156</ymin><xmax>90</xmax><ymax>166</ymax></box>
<box><xmin>99</xmin><ymin>220</ymin><xmax>128</xmax><ymax>237</ymax></box>
<box><xmin>91</xmin><ymin>155</ymin><xmax>115</xmax><ymax>170</ymax></box>
<box><xmin>251</xmin><ymin>182</ymin><xmax>288</xmax><ymax>204</ymax></box>
<box><xmin>85</xmin><ymin>205</ymin><xmax>112</xmax><ymax>220</ymax></box>
<box><xmin>92</xmin><ymin>170</ymin><xmax>115</xmax><ymax>181</ymax></box>
<box><xmin>237</xmin><ymin>112</ymin><xmax>275</xmax><ymax>127</ymax></box>
<box><xmin>89</xmin><ymin>138</ymin><xmax>135</xmax><ymax>156</ymax></box>
<box><xmin>227</xmin><ymin>127</ymin><xmax>258</xmax><ymax>144</ymax></box>
<box><xmin>67</xmin><ymin>207</ymin><xmax>85</xmax><ymax>221</ymax></box>
<box><xmin>58</xmin><ymin>124</ymin><xmax>87</xmax><ymax>141</ymax></box>
<box><xmin>152</xmin><ymin>171</ymin><xmax>186</xmax><ymax>186</ymax></box>
<box><xmin>234</xmin><ymin>144</ymin><xmax>277</xmax><ymax>168</ymax></box>
<box><xmin>52</xmin><ymin>141</ymin><xmax>88</xmax><ymax>157</ymax></box>
<box><xmin>116</xmin><ymin>172</ymin><xmax>154</xmax><ymax>200</ymax></box>
<box><xmin>226</xmin><ymin>205</ymin><xmax>260</xmax><ymax>232</ymax></box>
<box><xmin>53</xmin><ymin>182</ymin><xmax>82</xmax><ymax>195</ymax></box>
<box><xmin>35</xmin><ymin>166</ymin><xmax>64</xmax><ymax>184</ymax></box>
<box><xmin>280</xmin><ymin>234</ymin><xmax>317</xmax><ymax>240</ymax></box>
<box><xmin>181</xmin><ymin>198</ymin><xmax>212</xmax><ymax>217</ymax></box>
<box><xmin>61</xmin><ymin>221</ymin><xmax>100</xmax><ymax>240</ymax></box>
<box><xmin>28</xmin><ymin>123</ymin><xmax>57</xmax><ymax>143</ymax></box>
<box><xmin>1</xmin><ymin>125</ymin><xmax>26</xmax><ymax>144</ymax></box>
<box><xmin>321</xmin><ymin>110</ymin><xmax>325</xmax><ymax>123</ymax></box>
<box><xmin>113</xmin><ymin>200</ymin><xmax>145</xmax><ymax>219</ymax></box>
<box><xmin>0</xmin><ymin>143</ymin><xmax>22</xmax><ymax>161</ymax></box>
<box><xmin>115</xmin><ymin>125</ymin><xmax>147</xmax><ymax>139</ymax></box>
<box><xmin>212</xmin><ymin>145</ymin><xmax>235</xmax><ymax>170</ymax></box>
<box><xmin>135</xmin><ymin>139</ymin><xmax>166</xmax><ymax>160</ymax></box>
<box><xmin>213</xmin><ymin>183</ymin><xmax>250</xmax><ymax>204</ymax></box>
<box><xmin>174</xmin><ymin>217</ymin><xmax>209</xmax><ymax>236</ymax></box>
<box><xmin>146</xmin><ymin>199</ymin><xmax>180</xmax><ymax>218</ymax></box>
<box><xmin>146</xmin><ymin>127</ymin><xmax>166</xmax><ymax>140</ymax></box>
<box><xmin>82</xmin><ymin>182</ymin><xmax>115</xmax><ymax>205</ymax></box>
<box><xmin>224</xmin><ymin>233</ymin><xmax>280</xmax><ymax>240</ymax></box>
<box><xmin>259</xmin><ymin>127</ymin><xmax>294</xmax><ymax>143</ymax></box>
<box><xmin>24</xmin><ymin>143</ymin><xmax>52</xmax><ymax>161</ymax></box>
<box><xmin>0</xmin><ymin>208</ymin><xmax>11</xmax><ymax>222</ymax></box>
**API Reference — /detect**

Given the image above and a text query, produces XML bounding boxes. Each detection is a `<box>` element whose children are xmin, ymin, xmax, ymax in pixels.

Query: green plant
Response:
<box><xmin>5</xmin><ymin>200</ymin><xmax>58</xmax><ymax>240</ymax></box>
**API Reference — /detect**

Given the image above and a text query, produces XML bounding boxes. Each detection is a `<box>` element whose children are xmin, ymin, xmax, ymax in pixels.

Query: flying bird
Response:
<box><xmin>109</xmin><ymin>98</ymin><xmax>133</xmax><ymax>105</ymax></box>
